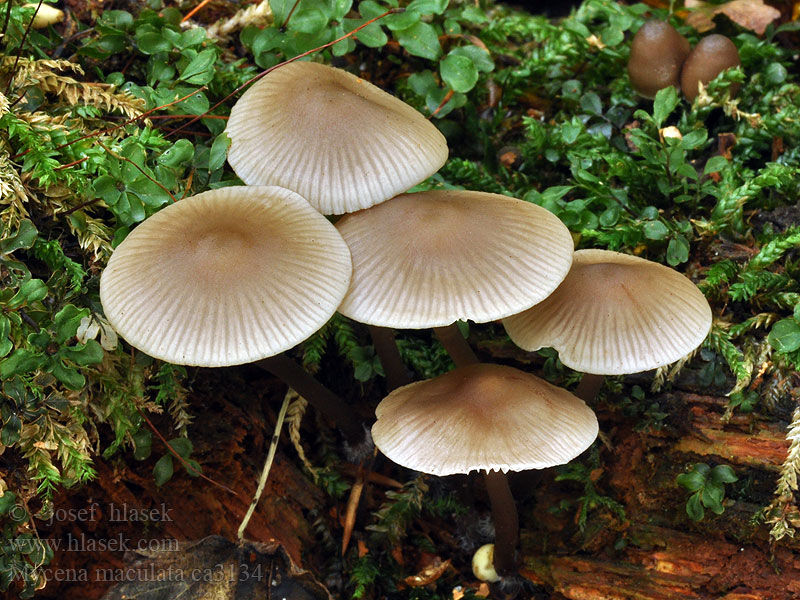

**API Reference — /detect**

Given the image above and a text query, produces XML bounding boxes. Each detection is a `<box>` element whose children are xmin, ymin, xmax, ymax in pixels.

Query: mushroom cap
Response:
<box><xmin>100</xmin><ymin>186</ymin><xmax>352</xmax><ymax>367</ymax></box>
<box><xmin>627</xmin><ymin>20</ymin><xmax>691</xmax><ymax>99</ymax></box>
<box><xmin>372</xmin><ymin>363</ymin><xmax>598</xmax><ymax>476</ymax></box>
<box><xmin>472</xmin><ymin>544</ymin><xmax>501</xmax><ymax>583</ymax></box>
<box><xmin>681</xmin><ymin>34</ymin><xmax>741</xmax><ymax>102</ymax></box>
<box><xmin>502</xmin><ymin>249</ymin><xmax>713</xmax><ymax>375</ymax></box>
<box><xmin>335</xmin><ymin>190</ymin><xmax>574</xmax><ymax>328</ymax></box>
<box><xmin>225</xmin><ymin>61</ymin><xmax>448</xmax><ymax>215</ymax></box>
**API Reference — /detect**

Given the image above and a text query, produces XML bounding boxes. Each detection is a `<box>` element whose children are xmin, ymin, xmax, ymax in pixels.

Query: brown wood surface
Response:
<box><xmin>29</xmin><ymin>367</ymin><xmax>800</xmax><ymax>600</ymax></box>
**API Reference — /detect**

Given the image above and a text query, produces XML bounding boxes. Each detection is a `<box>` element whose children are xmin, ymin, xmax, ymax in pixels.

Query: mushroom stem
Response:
<box><xmin>434</xmin><ymin>324</ymin><xmax>479</xmax><ymax>367</ymax></box>
<box><xmin>484</xmin><ymin>469</ymin><xmax>519</xmax><ymax>576</ymax></box>
<box><xmin>254</xmin><ymin>354</ymin><xmax>363</xmax><ymax>443</ymax></box>
<box><xmin>368</xmin><ymin>325</ymin><xmax>412</xmax><ymax>390</ymax></box>
<box><xmin>575</xmin><ymin>373</ymin><xmax>605</xmax><ymax>402</ymax></box>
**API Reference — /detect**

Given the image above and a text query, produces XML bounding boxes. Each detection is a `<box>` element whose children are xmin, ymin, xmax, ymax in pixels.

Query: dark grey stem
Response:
<box><xmin>484</xmin><ymin>469</ymin><xmax>519</xmax><ymax>576</ymax></box>
<box><xmin>254</xmin><ymin>354</ymin><xmax>363</xmax><ymax>444</ymax></box>
<box><xmin>434</xmin><ymin>323</ymin><xmax>478</xmax><ymax>368</ymax></box>
<box><xmin>368</xmin><ymin>325</ymin><xmax>412</xmax><ymax>391</ymax></box>
<box><xmin>575</xmin><ymin>373</ymin><xmax>604</xmax><ymax>403</ymax></box>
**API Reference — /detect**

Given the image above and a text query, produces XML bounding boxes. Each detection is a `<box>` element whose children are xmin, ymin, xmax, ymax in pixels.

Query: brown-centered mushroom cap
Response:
<box><xmin>225</xmin><ymin>61</ymin><xmax>448</xmax><ymax>215</ymax></box>
<box><xmin>681</xmin><ymin>34</ymin><xmax>741</xmax><ymax>102</ymax></box>
<box><xmin>627</xmin><ymin>20</ymin><xmax>691</xmax><ymax>99</ymax></box>
<box><xmin>335</xmin><ymin>190</ymin><xmax>574</xmax><ymax>328</ymax></box>
<box><xmin>502</xmin><ymin>249</ymin><xmax>713</xmax><ymax>375</ymax></box>
<box><xmin>372</xmin><ymin>363</ymin><xmax>598</xmax><ymax>476</ymax></box>
<box><xmin>100</xmin><ymin>186</ymin><xmax>352</xmax><ymax>367</ymax></box>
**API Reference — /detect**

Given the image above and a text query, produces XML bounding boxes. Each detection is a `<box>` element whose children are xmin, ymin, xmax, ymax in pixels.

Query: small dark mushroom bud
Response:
<box><xmin>681</xmin><ymin>34</ymin><xmax>741</xmax><ymax>102</ymax></box>
<box><xmin>628</xmin><ymin>20</ymin><xmax>691</xmax><ymax>99</ymax></box>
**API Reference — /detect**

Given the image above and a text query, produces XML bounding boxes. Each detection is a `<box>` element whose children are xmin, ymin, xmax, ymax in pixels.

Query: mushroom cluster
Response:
<box><xmin>99</xmin><ymin>59</ymin><xmax>714</xmax><ymax>587</ymax></box>
<box><xmin>99</xmin><ymin>61</ymin><xmax>452</xmax><ymax>444</ymax></box>
<box><xmin>628</xmin><ymin>20</ymin><xmax>741</xmax><ymax>101</ymax></box>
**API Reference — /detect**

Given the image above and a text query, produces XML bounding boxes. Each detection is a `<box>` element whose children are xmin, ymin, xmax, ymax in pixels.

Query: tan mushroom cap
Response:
<box><xmin>502</xmin><ymin>249</ymin><xmax>713</xmax><ymax>375</ymax></box>
<box><xmin>335</xmin><ymin>190</ymin><xmax>574</xmax><ymax>328</ymax></box>
<box><xmin>100</xmin><ymin>186</ymin><xmax>352</xmax><ymax>367</ymax></box>
<box><xmin>372</xmin><ymin>363</ymin><xmax>598</xmax><ymax>476</ymax></box>
<box><xmin>225</xmin><ymin>61</ymin><xmax>448</xmax><ymax>215</ymax></box>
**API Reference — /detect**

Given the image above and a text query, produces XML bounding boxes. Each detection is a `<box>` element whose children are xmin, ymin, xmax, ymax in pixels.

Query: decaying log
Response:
<box><xmin>521</xmin><ymin>522</ymin><xmax>800</xmax><ymax>600</ymax></box>
<box><xmin>37</xmin><ymin>371</ymin><xmax>326</xmax><ymax>600</ymax></box>
<box><xmin>670</xmin><ymin>392</ymin><xmax>790</xmax><ymax>470</ymax></box>
<box><xmin>516</xmin><ymin>388</ymin><xmax>800</xmax><ymax>600</ymax></box>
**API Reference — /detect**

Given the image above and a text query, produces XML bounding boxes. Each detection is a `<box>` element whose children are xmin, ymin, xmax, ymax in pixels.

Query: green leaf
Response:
<box><xmin>1</xmin><ymin>220</ymin><xmax>38</xmax><ymax>253</ymax></box>
<box><xmin>440</xmin><ymin>54</ymin><xmax>478</xmax><ymax>93</ymax></box>
<box><xmin>561</xmin><ymin>120</ymin><xmax>582</xmax><ymax>144</ymax></box>
<box><xmin>396</xmin><ymin>22</ymin><xmax>441</xmax><ymax>60</ymax></box>
<box><xmin>700</xmin><ymin>481</ymin><xmax>725</xmax><ymax>509</ymax></box>
<box><xmin>768</xmin><ymin>318</ymin><xmax>800</xmax><ymax>353</ymax></box>
<box><xmin>676</xmin><ymin>470</ymin><xmax>706</xmax><ymax>492</ymax></box>
<box><xmin>7</xmin><ymin>279</ymin><xmax>47</xmax><ymax>308</ymax></box>
<box><xmin>1</xmin><ymin>415</ymin><xmax>21</xmax><ymax>445</ymax></box>
<box><xmin>0</xmin><ymin>349</ymin><xmax>46</xmax><ymax>378</ymax></box>
<box><xmin>289</xmin><ymin>8</ymin><xmax>329</xmax><ymax>35</ymax></box>
<box><xmin>408</xmin><ymin>70</ymin><xmax>438</xmax><ymax>96</ymax></box>
<box><xmin>685</xmin><ymin>492</ymin><xmax>704</xmax><ymax>521</ymax></box>
<box><xmin>765</xmin><ymin>62</ymin><xmax>787</xmax><ymax>84</ymax></box>
<box><xmin>102</xmin><ymin>9</ymin><xmax>134</xmax><ymax>30</ymax></box>
<box><xmin>252</xmin><ymin>27</ymin><xmax>284</xmax><ymax>56</ymax></box>
<box><xmin>384</xmin><ymin>9</ymin><xmax>421</xmax><ymax>31</ymax></box>
<box><xmin>354</xmin><ymin>361</ymin><xmax>374</xmax><ymax>382</ymax></box>
<box><xmin>424</xmin><ymin>88</ymin><xmax>465</xmax><ymax>118</ymax></box>
<box><xmin>93</xmin><ymin>174</ymin><xmax>121</xmax><ymax>201</ymax></box>
<box><xmin>136</xmin><ymin>31</ymin><xmax>172</xmax><ymax>54</ymax></box>
<box><xmin>179</xmin><ymin>27</ymin><xmax>206</xmax><ymax>49</ymax></box>
<box><xmin>709</xmin><ymin>500</ymin><xmax>726</xmax><ymax>515</ymax></box>
<box><xmin>599</xmin><ymin>205</ymin><xmax>620</xmax><ymax>227</ymax></box>
<box><xmin>459</xmin><ymin>5</ymin><xmax>487</xmax><ymax>22</ymax></box>
<box><xmin>153</xmin><ymin>454</ymin><xmax>174</xmax><ymax>486</ymax></box>
<box><xmin>443</xmin><ymin>18</ymin><xmax>461</xmax><ymax>35</ymax></box>
<box><xmin>600</xmin><ymin>24</ymin><xmax>624</xmax><ymax>46</ymax></box>
<box><xmin>710</xmin><ymin>464</ymin><xmax>738</xmax><ymax>484</ymax></box>
<box><xmin>332</xmin><ymin>0</ymin><xmax>353</xmax><ymax>19</ymax></box>
<box><xmin>147</xmin><ymin>58</ymin><xmax>176</xmax><ymax>85</ymax></box>
<box><xmin>666</xmin><ymin>235</ymin><xmax>690</xmax><ymax>266</ymax></box>
<box><xmin>449</xmin><ymin>45</ymin><xmax>493</xmax><ymax>73</ymax></box>
<box><xmin>0</xmin><ymin>492</ymin><xmax>17</xmax><ymax>515</ymax></box>
<box><xmin>179</xmin><ymin>49</ymin><xmax>217</xmax><ymax>85</ymax></box>
<box><xmin>407</xmin><ymin>0</ymin><xmax>448</xmax><ymax>14</ymax></box>
<box><xmin>349</xmin><ymin>19</ymin><xmax>387</xmax><ymax>48</ymax></box>
<box><xmin>209</xmin><ymin>132</ymin><xmax>231</xmax><ymax>172</ymax></box>
<box><xmin>168</xmin><ymin>437</ymin><xmax>193</xmax><ymax>458</ymax></box>
<box><xmin>580</xmin><ymin>92</ymin><xmax>602</xmax><ymax>116</ymax></box>
<box><xmin>268</xmin><ymin>0</ymin><xmax>294</xmax><ymax>25</ymax></box>
<box><xmin>50</xmin><ymin>361</ymin><xmax>86</xmax><ymax>390</ymax></box>
<box><xmin>703</xmin><ymin>156</ymin><xmax>729</xmax><ymax>175</ymax></box>
<box><xmin>53</xmin><ymin>305</ymin><xmax>88</xmax><ymax>344</ymax></box>
<box><xmin>0</xmin><ymin>316</ymin><xmax>12</xmax><ymax>358</ymax></box>
<box><xmin>132</xmin><ymin>429</ymin><xmax>153</xmax><ymax>460</ymax></box>
<box><xmin>59</xmin><ymin>340</ymin><xmax>104</xmax><ymax>366</ymax></box>
<box><xmin>184</xmin><ymin>459</ymin><xmax>203</xmax><ymax>477</ymax></box>
<box><xmin>652</xmin><ymin>86</ymin><xmax>679</xmax><ymax>127</ymax></box>
<box><xmin>158</xmin><ymin>139</ymin><xmax>194</xmax><ymax>168</ymax></box>
<box><xmin>643</xmin><ymin>220</ymin><xmax>669</xmax><ymax>240</ymax></box>
<box><xmin>681</xmin><ymin>129</ymin><xmax>707</xmax><ymax>150</ymax></box>
<box><xmin>358</xmin><ymin>0</ymin><xmax>386</xmax><ymax>18</ymax></box>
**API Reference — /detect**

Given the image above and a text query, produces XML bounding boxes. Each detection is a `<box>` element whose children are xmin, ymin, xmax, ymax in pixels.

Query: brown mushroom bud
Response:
<box><xmin>681</xmin><ymin>34</ymin><xmax>741</xmax><ymax>102</ymax></box>
<box><xmin>627</xmin><ymin>20</ymin><xmax>691</xmax><ymax>99</ymax></box>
